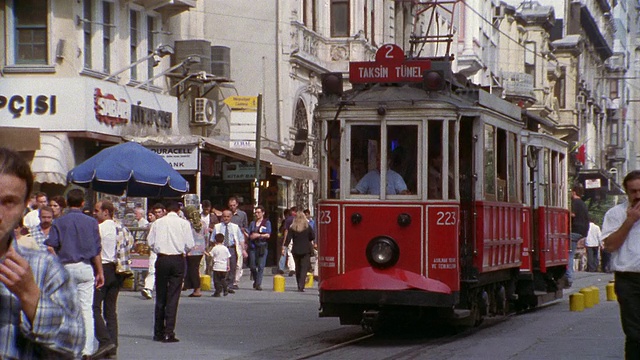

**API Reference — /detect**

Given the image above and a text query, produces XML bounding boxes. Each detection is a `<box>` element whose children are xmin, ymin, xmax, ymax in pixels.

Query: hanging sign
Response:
<box><xmin>349</xmin><ymin>44</ymin><xmax>432</xmax><ymax>84</ymax></box>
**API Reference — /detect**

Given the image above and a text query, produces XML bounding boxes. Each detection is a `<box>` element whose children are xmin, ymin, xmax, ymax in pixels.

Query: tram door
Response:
<box><xmin>458</xmin><ymin>117</ymin><xmax>476</xmax><ymax>280</ymax></box>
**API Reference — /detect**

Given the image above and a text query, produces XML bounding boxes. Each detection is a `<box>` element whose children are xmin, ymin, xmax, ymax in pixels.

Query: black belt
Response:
<box><xmin>157</xmin><ymin>253</ymin><xmax>185</xmax><ymax>257</ymax></box>
<box><xmin>227</xmin><ymin>245</ymin><xmax>236</xmax><ymax>249</ymax></box>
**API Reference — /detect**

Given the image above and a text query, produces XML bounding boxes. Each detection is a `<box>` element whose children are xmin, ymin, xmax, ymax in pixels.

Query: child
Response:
<box><xmin>209</xmin><ymin>233</ymin><xmax>231</xmax><ymax>297</ymax></box>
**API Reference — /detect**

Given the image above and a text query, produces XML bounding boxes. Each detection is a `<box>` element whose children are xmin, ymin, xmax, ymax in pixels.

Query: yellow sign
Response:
<box><xmin>223</xmin><ymin>96</ymin><xmax>258</xmax><ymax>110</ymax></box>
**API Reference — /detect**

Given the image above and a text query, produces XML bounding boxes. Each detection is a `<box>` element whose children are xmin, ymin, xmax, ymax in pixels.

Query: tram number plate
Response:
<box><xmin>435</xmin><ymin>211</ymin><xmax>456</xmax><ymax>226</ymax></box>
<box><xmin>319</xmin><ymin>210</ymin><xmax>332</xmax><ymax>224</ymax></box>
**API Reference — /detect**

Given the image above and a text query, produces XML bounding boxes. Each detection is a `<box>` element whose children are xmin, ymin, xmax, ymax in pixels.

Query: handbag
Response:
<box><xmin>115</xmin><ymin>222</ymin><xmax>134</xmax><ymax>277</ymax></box>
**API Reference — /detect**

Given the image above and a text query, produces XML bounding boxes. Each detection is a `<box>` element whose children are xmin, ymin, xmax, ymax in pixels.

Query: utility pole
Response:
<box><xmin>253</xmin><ymin>94</ymin><xmax>263</xmax><ymax>208</ymax></box>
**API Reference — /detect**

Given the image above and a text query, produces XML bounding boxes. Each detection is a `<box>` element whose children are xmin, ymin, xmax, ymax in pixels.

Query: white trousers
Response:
<box><xmin>144</xmin><ymin>252</ymin><xmax>157</xmax><ymax>290</ymax></box>
<box><xmin>65</xmin><ymin>262</ymin><xmax>97</xmax><ymax>356</ymax></box>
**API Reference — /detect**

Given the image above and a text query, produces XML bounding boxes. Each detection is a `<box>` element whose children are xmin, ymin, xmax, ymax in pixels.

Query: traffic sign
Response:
<box><xmin>223</xmin><ymin>96</ymin><xmax>258</xmax><ymax>110</ymax></box>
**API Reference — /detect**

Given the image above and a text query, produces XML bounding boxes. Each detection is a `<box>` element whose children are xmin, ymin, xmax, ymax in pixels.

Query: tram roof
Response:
<box><xmin>317</xmin><ymin>83</ymin><xmax>522</xmax><ymax>121</ymax></box>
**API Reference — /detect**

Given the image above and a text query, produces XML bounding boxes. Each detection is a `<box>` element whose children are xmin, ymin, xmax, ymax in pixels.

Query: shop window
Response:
<box><xmin>13</xmin><ymin>0</ymin><xmax>48</xmax><ymax>65</ymax></box>
<box><xmin>330</xmin><ymin>0</ymin><xmax>349</xmax><ymax>37</ymax></box>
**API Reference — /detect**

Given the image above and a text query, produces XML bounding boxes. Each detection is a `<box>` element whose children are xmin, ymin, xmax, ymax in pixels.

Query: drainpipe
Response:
<box><xmin>275</xmin><ymin>0</ymin><xmax>282</xmax><ymax>145</ymax></box>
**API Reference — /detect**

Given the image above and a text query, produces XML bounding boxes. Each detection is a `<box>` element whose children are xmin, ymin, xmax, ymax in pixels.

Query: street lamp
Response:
<box><xmin>102</xmin><ymin>44</ymin><xmax>174</xmax><ymax>81</ymax></box>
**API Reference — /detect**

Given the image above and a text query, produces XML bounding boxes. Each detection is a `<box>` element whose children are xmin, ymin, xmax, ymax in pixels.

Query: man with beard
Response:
<box><xmin>0</xmin><ymin>147</ymin><xmax>84</xmax><ymax>359</ymax></box>
<box><xmin>29</xmin><ymin>205</ymin><xmax>54</xmax><ymax>252</ymax></box>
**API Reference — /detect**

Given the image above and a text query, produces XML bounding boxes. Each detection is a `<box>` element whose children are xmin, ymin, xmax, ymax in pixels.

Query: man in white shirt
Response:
<box><xmin>22</xmin><ymin>191</ymin><xmax>47</xmax><ymax>228</ymax></box>
<box><xmin>212</xmin><ymin>210</ymin><xmax>245</xmax><ymax>294</ymax></box>
<box><xmin>147</xmin><ymin>201</ymin><xmax>194</xmax><ymax>343</ymax></box>
<box><xmin>92</xmin><ymin>201</ymin><xmax>121</xmax><ymax>359</ymax></box>
<box><xmin>602</xmin><ymin>170</ymin><xmax>640</xmax><ymax>359</ymax></box>
<box><xmin>585</xmin><ymin>222</ymin><xmax>602</xmax><ymax>272</ymax></box>
<box><xmin>140</xmin><ymin>203</ymin><xmax>166</xmax><ymax>300</ymax></box>
<box><xmin>134</xmin><ymin>207</ymin><xmax>149</xmax><ymax>228</ymax></box>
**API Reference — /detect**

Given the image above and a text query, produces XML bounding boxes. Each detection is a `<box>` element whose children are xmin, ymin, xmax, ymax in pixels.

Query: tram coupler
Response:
<box><xmin>361</xmin><ymin>310</ymin><xmax>380</xmax><ymax>332</ymax></box>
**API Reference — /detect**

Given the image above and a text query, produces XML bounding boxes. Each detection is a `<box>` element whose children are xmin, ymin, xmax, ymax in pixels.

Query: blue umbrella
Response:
<box><xmin>67</xmin><ymin>142</ymin><xmax>189</xmax><ymax>197</ymax></box>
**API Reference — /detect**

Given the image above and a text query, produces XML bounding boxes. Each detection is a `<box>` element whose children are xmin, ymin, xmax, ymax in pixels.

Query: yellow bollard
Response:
<box><xmin>607</xmin><ymin>282</ymin><xmax>617</xmax><ymax>301</ymax></box>
<box><xmin>580</xmin><ymin>288</ymin><xmax>594</xmax><ymax>308</ymax></box>
<box><xmin>200</xmin><ymin>275</ymin><xmax>211</xmax><ymax>291</ymax></box>
<box><xmin>570</xmin><ymin>293</ymin><xmax>585</xmax><ymax>312</ymax></box>
<box><xmin>122</xmin><ymin>277</ymin><xmax>134</xmax><ymax>290</ymax></box>
<box><xmin>305</xmin><ymin>272</ymin><xmax>314</xmax><ymax>288</ymax></box>
<box><xmin>589</xmin><ymin>286</ymin><xmax>600</xmax><ymax>305</ymax></box>
<box><xmin>273</xmin><ymin>274</ymin><xmax>285</xmax><ymax>292</ymax></box>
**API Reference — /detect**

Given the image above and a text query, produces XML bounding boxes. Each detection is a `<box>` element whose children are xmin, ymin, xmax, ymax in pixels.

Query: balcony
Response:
<box><xmin>606</xmin><ymin>145</ymin><xmax>626</xmax><ymax>162</ymax></box>
<box><xmin>502</xmin><ymin>72</ymin><xmax>535</xmax><ymax>101</ymax></box>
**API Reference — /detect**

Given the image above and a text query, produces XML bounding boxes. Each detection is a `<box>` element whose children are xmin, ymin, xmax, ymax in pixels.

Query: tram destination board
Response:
<box><xmin>349</xmin><ymin>44</ymin><xmax>431</xmax><ymax>84</ymax></box>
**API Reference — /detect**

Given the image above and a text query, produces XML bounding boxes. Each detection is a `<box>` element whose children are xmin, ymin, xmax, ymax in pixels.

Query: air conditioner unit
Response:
<box><xmin>192</xmin><ymin>98</ymin><xmax>216</xmax><ymax>125</ymax></box>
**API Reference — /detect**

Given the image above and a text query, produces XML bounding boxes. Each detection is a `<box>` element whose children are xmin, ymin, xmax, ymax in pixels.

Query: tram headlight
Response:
<box><xmin>366</xmin><ymin>237</ymin><xmax>400</xmax><ymax>269</ymax></box>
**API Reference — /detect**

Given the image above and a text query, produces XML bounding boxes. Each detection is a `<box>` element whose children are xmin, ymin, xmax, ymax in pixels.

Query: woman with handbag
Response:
<box><xmin>248</xmin><ymin>205</ymin><xmax>272</xmax><ymax>290</ymax></box>
<box><xmin>183</xmin><ymin>206</ymin><xmax>207</xmax><ymax>297</ymax></box>
<box><xmin>284</xmin><ymin>211</ymin><xmax>315</xmax><ymax>292</ymax></box>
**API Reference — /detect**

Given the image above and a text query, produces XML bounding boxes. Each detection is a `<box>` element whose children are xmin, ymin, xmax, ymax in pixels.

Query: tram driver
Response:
<box><xmin>352</xmin><ymin>153</ymin><xmax>409</xmax><ymax>195</ymax></box>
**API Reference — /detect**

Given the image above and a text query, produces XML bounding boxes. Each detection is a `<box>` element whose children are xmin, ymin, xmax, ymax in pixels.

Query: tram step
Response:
<box><xmin>453</xmin><ymin>309</ymin><xmax>471</xmax><ymax>319</ymax></box>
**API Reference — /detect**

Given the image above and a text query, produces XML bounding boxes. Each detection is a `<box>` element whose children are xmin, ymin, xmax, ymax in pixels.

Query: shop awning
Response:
<box><xmin>577</xmin><ymin>168</ymin><xmax>625</xmax><ymax>199</ymax></box>
<box><xmin>126</xmin><ymin>135</ymin><xmax>318</xmax><ymax>181</ymax></box>
<box><xmin>31</xmin><ymin>133</ymin><xmax>75</xmax><ymax>185</ymax></box>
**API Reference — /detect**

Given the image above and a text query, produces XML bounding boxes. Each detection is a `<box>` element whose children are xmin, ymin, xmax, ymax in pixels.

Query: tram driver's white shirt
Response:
<box><xmin>147</xmin><ymin>212</ymin><xmax>195</xmax><ymax>255</ymax></box>
<box><xmin>601</xmin><ymin>202</ymin><xmax>640</xmax><ymax>272</ymax></box>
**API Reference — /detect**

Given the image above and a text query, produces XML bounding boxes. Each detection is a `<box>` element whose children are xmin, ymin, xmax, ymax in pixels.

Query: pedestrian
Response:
<box><xmin>209</xmin><ymin>233</ymin><xmax>231</xmax><ymax>297</ymax></box>
<box><xmin>183</xmin><ymin>205</ymin><xmax>206</xmax><ymax>297</ymax></box>
<box><xmin>147</xmin><ymin>201</ymin><xmax>194</xmax><ymax>343</ymax></box>
<box><xmin>92</xmin><ymin>200</ymin><xmax>133</xmax><ymax>359</ymax></box>
<box><xmin>282</xmin><ymin>207</ymin><xmax>297</xmax><ymax>277</ymax></box>
<box><xmin>228</xmin><ymin>196</ymin><xmax>249</xmax><ymax>289</ymax></box>
<box><xmin>134</xmin><ymin>207</ymin><xmax>149</xmax><ymax>228</ymax></box>
<box><xmin>277</xmin><ymin>208</ymin><xmax>291</xmax><ymax>274</ymax></box>
<box><xmin>45</xmin><ymin>188</ymin><xmax>105</xmax><ymax>358</ymax></box>
<box><xmin>211</xmin><ymin>210</ymin><xmax>244</xmax><ymax>294</ymax></box>
<box><xmin>567</xmin><ymin>184</ymin><xmax>589</xmax><ymax>287</ymax></box>
<box><xmin>0</xmin><ymin>147</ymin><xmax>85</xmax><ymax>359</ymax></box>
<box><xmin>22</xmin><ymin>191</ymin><xmax>47</xmax><ymax>228</ymax></box>
<box><xmin>248</xmin><ymin>205</ymin><xmax>272</xmax><ymax>290</ymax></box>
<box><xmin>28</xmin><ymin>205</ymin><xmax>54</xmax><ymax>252</ymax></box>
<box><xmin>141</xmin><ymin>203</ymin><xmax>166</xmax><ymax>300</ymax></box>
<box><xmin>49</xmin><ymin>195</ymin><xmax>67</xmax><ymax>219</ymax></box>
<box><xmin>585</xmin><ymin>221</ymin><xmax>602</xmax><ymax>272</ymax></box>
<box><xmin>602</xmin><ymin>170</ymin><xmax>640</xmax><ymax>359</ymax></box>
<box><xmin>284</xmin><ymin>211</ymin><xmax>316</xmax><ymax>292</ymax></box>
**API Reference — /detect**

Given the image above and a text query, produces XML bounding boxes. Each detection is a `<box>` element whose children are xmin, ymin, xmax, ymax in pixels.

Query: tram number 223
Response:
<box><xmin>435</xmin><ymin>211</ymin><xmax>456</xmax><ymax>226</ymax></box>
<box><xmin>319</xmin><ymin>210</ymin><xmax>332</xmax><ymax>224</ymax></box>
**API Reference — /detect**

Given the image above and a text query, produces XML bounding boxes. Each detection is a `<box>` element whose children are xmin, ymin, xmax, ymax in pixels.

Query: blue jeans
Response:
<box><xmin>567</xmin><ymin>233</ymin><xmax>582</xmax><ymax>282</ymax></box>
<box><xmin>249</xmin><ymin>243</ymin><xmax>268</xmax><ymax>287</ymax></box>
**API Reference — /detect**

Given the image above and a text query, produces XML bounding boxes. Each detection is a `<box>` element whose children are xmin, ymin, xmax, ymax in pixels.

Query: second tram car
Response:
<box><xmin>315</xmin><ymin>45</ymin><xmax>570</xmax><ymax>329</ymax></box>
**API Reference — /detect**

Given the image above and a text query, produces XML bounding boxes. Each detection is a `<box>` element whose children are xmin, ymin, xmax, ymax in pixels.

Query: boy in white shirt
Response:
<box><xmin>209</xmin><ymin>233</ymin><xmax>231</xmax><ymax>297</ymax></box>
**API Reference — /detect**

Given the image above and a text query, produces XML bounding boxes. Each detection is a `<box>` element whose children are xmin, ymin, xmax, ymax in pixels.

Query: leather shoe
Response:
<box><xmin>162</xmin><ymin>335</ymin><xmax>180</xmax><ymax>343</ymax></box>
<box><xmin>93</xmin><ymin>343</ymin><xmax>116</xmax><ymax>359</ymax></box>
<box><xmin>227</xmin><ymin>288</ymin><xmax>235</xmax><ymax>294</ymax></box>
<box><xmin>153</xmin><ymin>335</ymin><xmax>163</xmax><ymax>342</ymax></box>
<box><xmin>255</xmin><ymin>285</ymin><xmax>262</xmax><ymax>291</ymax></box>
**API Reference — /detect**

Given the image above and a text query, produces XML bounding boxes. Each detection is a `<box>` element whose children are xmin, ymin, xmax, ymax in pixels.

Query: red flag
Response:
<box><xmin>576</xmin><ymin>144</ymin><xmax>586</xmax><ymax>164</ymax></box>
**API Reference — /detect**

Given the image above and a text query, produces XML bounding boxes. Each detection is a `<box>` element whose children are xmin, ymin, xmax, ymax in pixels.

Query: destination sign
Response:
<box><xmin>349</xmin><ymin>44</ymin><xmax>431</xmax><ymax>84</ymax></box>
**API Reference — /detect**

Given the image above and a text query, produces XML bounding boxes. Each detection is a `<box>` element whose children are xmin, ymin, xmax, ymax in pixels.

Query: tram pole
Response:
<box><xmin>254</xmin><ymin>93</ymin><xmax>263</xmax><ymax>208</ymax></box>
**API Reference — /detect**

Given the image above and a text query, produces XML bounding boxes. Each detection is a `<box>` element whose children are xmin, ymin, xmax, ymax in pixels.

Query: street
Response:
<box><xmin>116</xmin><ymin>271</ymin><xmax>623</xmax><ymax>360</ymax></box>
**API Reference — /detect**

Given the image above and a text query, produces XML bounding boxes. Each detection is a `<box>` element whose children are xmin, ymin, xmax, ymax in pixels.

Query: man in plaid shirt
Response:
<box><xmin>0</xmin><ymin>147</ymin><xmax>84</xmax><ymax>359</ymax></box>
<box><xmin>28</xmin><ymin>205</ymin><xmax>54</xmax><ymax>252</ymax></box>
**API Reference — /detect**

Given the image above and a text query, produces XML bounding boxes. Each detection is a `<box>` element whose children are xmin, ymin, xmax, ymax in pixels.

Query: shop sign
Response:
<box><xmin>223</xmin><ymin>161</ymin><xmax>266</xmax><ymax>181</ymax></box>
<box><xmin>148</xmin><ymin>145</ymin><xmax>199</xmax><ymax>171</ymax></box>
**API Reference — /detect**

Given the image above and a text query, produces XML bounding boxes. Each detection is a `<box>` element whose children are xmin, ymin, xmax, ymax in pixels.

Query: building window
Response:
<box><xmin>83</xmin><ymin>0</ymin><xmax>92</xmax><ymax>68</ymax></box>
<box><xmin>330</xmin><ymin>0</ymin><xmax>349</xmax><ymax>37</ymax></box>
<box><xmin>14</xmin><ymin>0</ymin><xmax>48</xmax><ymax>65</ymax></box>
<box><xmin>610</xmin><ymin>79</ymin><xmax>619</xmax><ymax>99</ymax></box>
<box><xmin>147</xmin><ymin>15</ymin><xmax>156</xmax><ymax>80</ymax></box>
<box><xmin>130</xmin><ymin>10</ymin><xmax>139</xmax><ymax>80</ymax></box>
<box><xmin>103</xmin><ymin>1</ymin><xmax>112</xmax><ymax>73</ymax></box>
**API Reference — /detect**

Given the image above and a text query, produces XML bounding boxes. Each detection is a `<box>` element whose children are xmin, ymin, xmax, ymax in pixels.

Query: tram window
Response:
<box><xmin>388</xmin><ymin>125</ymin><xmax>417</xmax><ymax>195</ymax></box>
<box><xmin>327</xmin><ymin>122</ymin><xmax>341</xmax><ymax>199</ymax></box>
<box><xmin>428</xmin><ymin>122</ymin><xmax>443</xmax><ymax>199</ymax></box>
<box><xmin>496</xmin><ymin>129</ymin><xmax>507</xmax><ymax>202</ymax></box>
<box><xmin>541</xmin><ymin>149</ymin><xmax>550</xmax><ymax>205</ymax></box>
<box><xmin>448</xmin><ymin>121</ymin><xmax>456</xmax><ymax>199</ymax></box>
<box><xmin>350</xmin><ymin>125</ymin><xmax>382</xmax><ymax>195</ymax></box>
<box><xmin>508</xmin><ymin>132</ymin><xmax>518</xmax><ymax>203</ymax></box>
<box><xmin>484</xmin><ymin>125</ymin><xmax>496</xmax><ymax>200</ymax></box>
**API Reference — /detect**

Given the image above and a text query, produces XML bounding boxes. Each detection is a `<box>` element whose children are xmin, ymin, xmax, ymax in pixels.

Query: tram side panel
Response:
<box><xmin>318</xmin><ymin>203</ymin><xmax>341</xmax><ymax>281</ymax></box>
<box><xmin>474</xmin><ymin>201</ymin><xmax>523</xmax><ymax>273</ymax></box>
<box><xmin>537</xmin><ymin>206</ymin><xmax>570</xmax><ymax>272</ymax></box>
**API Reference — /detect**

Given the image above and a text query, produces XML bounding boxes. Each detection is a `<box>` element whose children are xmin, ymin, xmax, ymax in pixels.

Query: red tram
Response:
<box><xmin>315</xmin><ymin>45</ymin><xmax>570</xmax><ymax>329</ymax></box>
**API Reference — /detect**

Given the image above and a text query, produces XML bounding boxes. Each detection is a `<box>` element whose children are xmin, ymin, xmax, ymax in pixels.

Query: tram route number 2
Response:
<box><xmin>319</xmin><ymin>210</ymin><xmax>332</xmax><ymax>224</ymax></box>
<box><xmin>436</xmin><ymin>211</ymin><xmax>456</xmax><ymax>226</ymax></box>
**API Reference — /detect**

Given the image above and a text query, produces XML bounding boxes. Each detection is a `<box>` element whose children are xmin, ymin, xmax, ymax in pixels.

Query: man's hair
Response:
<box><xmin>152</xmin><ymin>203</ymin><xmax>166</xmax><ymax>211</ymax></box>
<box><xmin>99</xmin><ymin>201</ymin><xmax>115</xmax><ymax>217</ymax></box>
<box><xmin>39</xmin><ymin>205</ymin><xmax>54</xmax><ymax>216</ymax></box>
<box><xmin>228</xmin><ymin>196</ymin><xmax>239</xmax><ymax>204</ymax></box>
<box><xmin>289</xmin><ymin>206</ymin><xmax>298</xmax><ymax>213</ymax></box>
<box><xmin>202</xmin><ymin>199</ymin><xmax>211</xmax><ymax>208</ymax></box>
<box><xmin>66</xmin><ymin>189</ymin><xmax>85</xmax><ymax>207</ymax></box>
<box><xmin>571</xmin><ymin>184</ymin><xmax>585</xmax><ymax>197</ymax></box>
<box><xmin>215</xmin><ymin>233</ymin><xmax>225</xmax><ymax>243</ymax></box>
<box><xmin>0</xmin><ymin>147</ymin><xmax>33</xmax><ymax>201</ymax></box>
<box><xmin>35</xmin><ymin>191</ymin><xmax>47</xmax><ymax>199</ymax></box>
<box><xmin>623</xmin><ymin>170</ymin><xmax>640</xmax><ymax>190</ymax></box>
<box><xmin>166</xmin><ymin>201</ymin><xmax>180</xmax><ymax>212</ymax></box>
<box><xmin>50</xmin><ymin>195</ymin><xmax>66</xmax><ymax>208</ymax></box>
<box><xmin>303</xmin><ymin>209</ymin><xmax>310</xmax><ymax>216</ymax></box>
<box><xmin>255</xmin><ymin>205</ymin><xmax>265</xmax><ymax>214</ymax></box>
